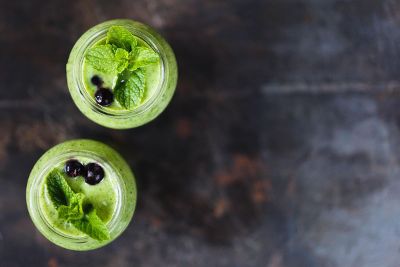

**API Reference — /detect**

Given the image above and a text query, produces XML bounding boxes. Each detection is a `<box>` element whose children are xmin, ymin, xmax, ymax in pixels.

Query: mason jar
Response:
<box><xmin>66</xmin><ymin>19</ymin><xmax>178</xmax><ymax>129</ymax></box>
<box><xmin>26</xmin><ymin>139</ymin><xmax>136</xmax><ymax>250</ymax></box>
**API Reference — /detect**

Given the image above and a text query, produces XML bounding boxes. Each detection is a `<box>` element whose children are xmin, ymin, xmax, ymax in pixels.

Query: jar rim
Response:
<box><xmin>30</xmin><ymin>151</ymin><xmax>123</xmax><ymax>241</ymax></box>
<box><xmin>67</xmin><ymin>19</ymin><xmax>178</xmax><ymax>129</ymax></box>
<box><xmin>26</xmin><ymin>140</ymin><xmax>136</xmax><ymax>250</ymax></box>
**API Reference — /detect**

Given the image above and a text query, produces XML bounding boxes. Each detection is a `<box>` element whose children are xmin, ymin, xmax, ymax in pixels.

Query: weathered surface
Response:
<box><xmin>1</xmin><ymin>0</ymin><xmax>400</xmax><ymax>266</ymax></box>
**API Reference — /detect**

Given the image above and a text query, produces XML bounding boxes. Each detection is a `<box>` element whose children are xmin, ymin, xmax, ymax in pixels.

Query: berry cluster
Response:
<box><xmin>91</xmin><ymin>75</ymin><xmax>114</xmax><ymax>106</ymax></box>
<box><xmin>64</xmin><ymin>159</ymin><xmax>104</xmax><ymax>185</ymax></box>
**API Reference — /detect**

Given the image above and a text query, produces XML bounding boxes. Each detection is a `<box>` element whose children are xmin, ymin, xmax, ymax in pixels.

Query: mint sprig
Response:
<box><xmin>128</xmin><ymin>46</ymin><xmax>159</xmax><ymax>71</ymax></box>
<box><xmin>85</xmin><ymin>45</ymin><xmax>120</xmax><ymax>74</ymax></box>
<box><xmin>58</xmin><ymin>193</ymin><xmax>85</xmax><ymax>220</ymax></box>
<box><xmin>106</xmin><ymin>26</ymin><xmax>137</xmax><ymax>52</ymax></box>
<box><xmin>115</xmin><ymin>48</ymin><xmax>129</xmax><ymax>73</ymax></box>
<box><xmin>70</xmin><ymin>206</ymin><xmax>110</xmax><ymax>241</ymax></box>
<box><xmin>46</xmin><ymin>170</ymin><xmax>75</xmax><ymax>208</ymax></box>
<box><xmin>114</xmin><ymin>68</ymin><xmax>145</xmax><ymax>109</ymax></box>
<box><xmin>46</xmin><ymin>170</ymin><xmax>110</xmax><ymax>241</ymax></box>
<box><xmin>84</xmin><ymin>25</ymin><xmax>159</xmax><ymax>110</ymax></box>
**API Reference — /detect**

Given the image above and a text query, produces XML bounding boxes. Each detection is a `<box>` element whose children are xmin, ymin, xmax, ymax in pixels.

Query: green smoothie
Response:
<box><xmin>39</xmin><ymin>157</ymin><xmax>118</xmax><ymax>237</ymax></box>
<box><xmin>66</xmin><ymin>19</ymin><xmax>178</xmax><ymax>129</ymax></box>
<box><xmin>82</xmin><ymin>38</ymin><xmax>162</xmax><ymax>111</ymax></box>
<box><xmin>26</xmin><ymin>140</ymin><xmax>136</xmax><ymax>251</ymax></box>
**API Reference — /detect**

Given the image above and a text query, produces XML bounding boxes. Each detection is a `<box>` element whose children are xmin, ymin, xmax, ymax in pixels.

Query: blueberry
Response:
<box><xmin>95</xmin><ymin>88</ymin><xmax>113</xmax><ymax>106</ymax></box>
<box><xmin>91</xmin><ymin>75</ymin><xmax>103</xmax><ymax>86</ymax></box>
<box><xmin>64</xmin><ymin>160</ymin><xmax>85</xmax><ymax>177</ymax></box>
<box><xmin>85</xmin><ymin>163</ymin><xmax>105</xmax><ymax>185</ymax></box>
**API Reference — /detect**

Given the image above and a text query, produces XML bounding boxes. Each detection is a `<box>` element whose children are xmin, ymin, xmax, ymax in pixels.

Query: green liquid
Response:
<box><xmin>67</xmin><ymin>19</ymin><xmax>178</xmax><ymax>129</ymax></box>
<box><xmin>39</xmin><ymin>158</ymin><xmax>118</xmax><ymax>236</ymax></box>
<box><xmin>26</xmin><ymin>139</ymin><xmax>136</xmax><ymax>250</ymax></box>
<box><xmin>82</xmin><ymin>38</ymin><xmax>162</xmax><ymax>111</ymax></box>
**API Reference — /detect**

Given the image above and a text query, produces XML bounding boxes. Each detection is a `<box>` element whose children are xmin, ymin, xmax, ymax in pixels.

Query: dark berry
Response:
<box><xmin>85</xmin><ymin>163</ymin><xmax>105</xmax><ymax>185</ymax></box>
<box><xmin>95</xmin><ymin>88</ymin><xmax>114</xmax><ymax>106</ymax></box>
<box><xmin>64</xmin><ymin>160</ymin><xmax>85</xmax><ymax>177</ymax></box>
<box><xmin>91</xmin><ymin>75</ymin><xmax>103</xmax><ymax>86</ymax></box>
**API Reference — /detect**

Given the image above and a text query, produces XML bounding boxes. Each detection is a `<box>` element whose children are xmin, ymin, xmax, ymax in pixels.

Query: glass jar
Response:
<box><xmin>66</xmin><ymin>19</ymin><xmax>178</xmax><ymax>129</ymax></box>
<box><xmin>26</xmin><ymin>139</ymin><xmax>136</xmax><ymax>250</ymax></box>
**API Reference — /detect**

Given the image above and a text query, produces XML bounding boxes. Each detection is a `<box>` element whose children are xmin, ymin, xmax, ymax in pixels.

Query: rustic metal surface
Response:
<box><xmin>1</xmin><ymin>0</ymin><xmax>400</xmax><ymax>266</ymax></box>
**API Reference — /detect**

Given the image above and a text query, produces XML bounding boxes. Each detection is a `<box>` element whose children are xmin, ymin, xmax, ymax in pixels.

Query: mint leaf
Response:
<box><xmin>128</xmin><ymin>47</ymin><xmax>159</xmax><ymax>71</ymax></box>
<box><xmin>114</xmin><ymin>68</ymin><xmax>146</xmax><ymax>109</ymax></box>
<box><xmin>58</xmin><ymin>193</ymin><xmax>85</xmax><ymax>220</ymax></box>
<box><xmin>115</xmin><ymin>48</ymin><xmax>129</xmax><ymax>73</ymax></box>
<box><xmin>70</xmin><ymin>207</ymin><xmax>110</xmax><ymax>241</ymax></box>
<box><xmin>45</xmin><ymin>169</ymin><xmax>111</xmax><ymax>241</ymax></box>
<box><xmin>106</xmin><ymin>26</ymin><xmax>137</xmax><ymax>52</ymax></box>
<box><xmin>46</xmin><ymin>170</ymin><xmax>75</xmax><ymax>208</ymax></box>
<box><xmin>85</xmin><ymin>44</ymin><xmax>118</xmax><ymax>74</ymax></box>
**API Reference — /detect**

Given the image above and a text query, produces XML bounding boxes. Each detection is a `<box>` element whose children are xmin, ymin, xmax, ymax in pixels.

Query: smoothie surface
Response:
<box><xmin>83</xmin><ymin>26</ymin><xmax>162</xmax><ymax>111</ymax></box>
<box><xmin>39</xmin><ymin>158</ymin><xmax>119</xmax><ymax>237</ymax></box>
<box><xmin>66</xmin><ymin>20</ymin><xmax>178</xmax><ymax>129</ymax></box>
<box><xmin>27</xmin><ymin>139</ymin><xmax>137</xmax><ymax>250</ymax></box>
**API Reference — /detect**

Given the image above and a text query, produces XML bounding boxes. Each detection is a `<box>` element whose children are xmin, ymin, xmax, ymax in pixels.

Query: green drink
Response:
<box><xmin>26</xmin><ymin>140</ymin><xmax>136</xmax><ymax>250</ymax></box>
<box><xmin>66</xmin><ymin>19</ymin><xmax>178</xmax><ymax>129</ymax></box>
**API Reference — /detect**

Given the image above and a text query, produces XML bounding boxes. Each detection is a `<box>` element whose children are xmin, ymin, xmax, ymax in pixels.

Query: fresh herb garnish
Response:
<box><xmin>106</xmin><ymin>26</ymin><xmax>137</xmax><ymax>52</ymax></box>
<box><xmin>114</xmin><ymin>48</ymin><xmax>130</xmax><ymax>73</ymax></box>
<box><xmin>85</xmin><ymin>26</ymin><xmax>159</xmax><ymax>109</ymax></box>
<box><xmin>127</xmin><ymin>46</ymin><xmax>160</xmax><ymax>71</ymax></box>
<box><xmin>46</xmin><ymin>170</ymin><xmax>110</xmax><ymax>241</ymax></box>
<box><xmin>46</xmin><ymin>169</ymin><xmax>75</xmax><ymax>208</ymax></box>
<box><xmin>114</xmin><ymin>68</ymin><xmax>145</xmax><ymax>109</ymax></box>
<box><xmin>85</xmin><ymin>45</ymin><xmax>121</xmax><ymax>75</ymax></box>
<box><xmin>71</xmin><ymin>206</ymin><xmax>110</xmax><ymax>241</ymax></box>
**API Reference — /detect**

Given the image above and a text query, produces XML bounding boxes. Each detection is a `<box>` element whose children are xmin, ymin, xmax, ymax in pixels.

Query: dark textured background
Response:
<box><xmin>1</xmin><ymin>0</ymin><xmax>400</xmax><ymax>266</ymax></box>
